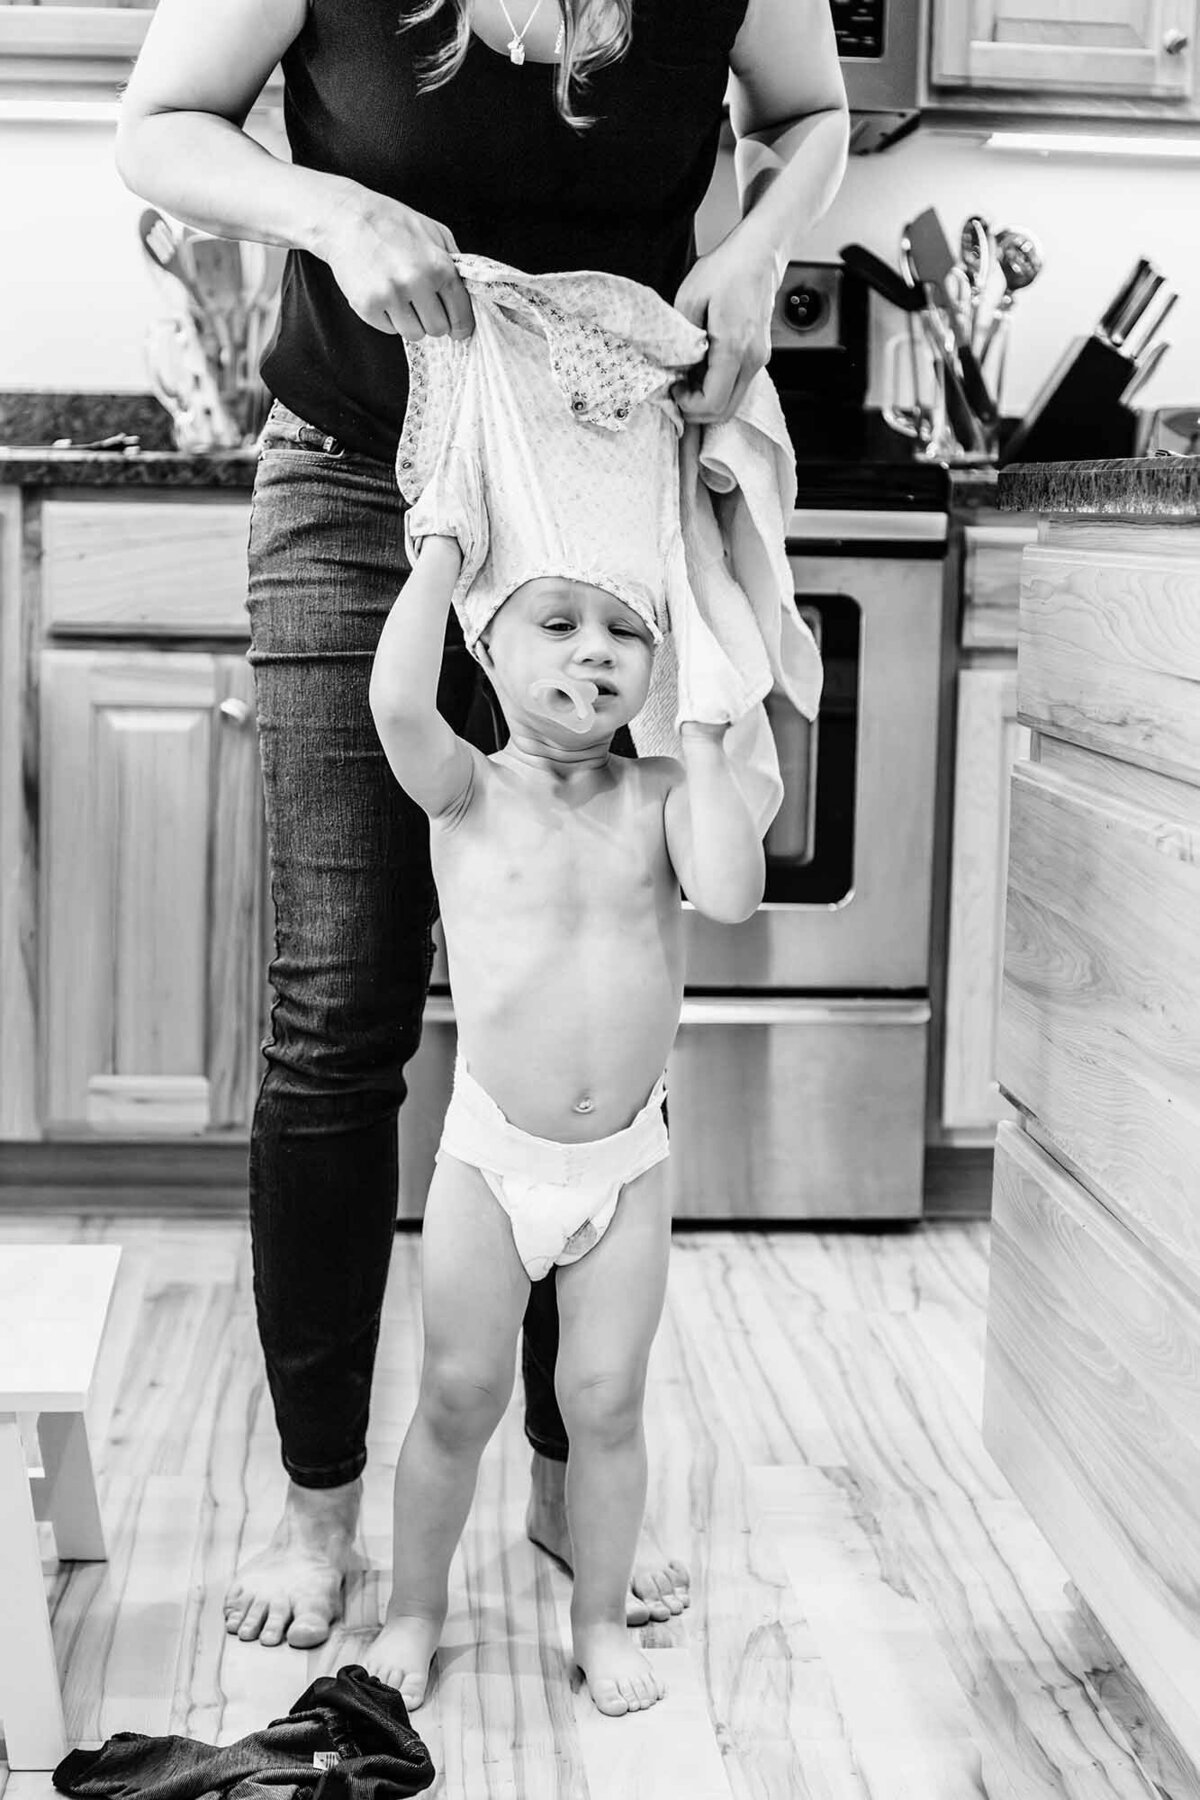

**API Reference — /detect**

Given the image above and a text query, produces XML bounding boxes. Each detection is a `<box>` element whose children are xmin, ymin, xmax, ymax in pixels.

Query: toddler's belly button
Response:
<box><xmin>573</xmin><ymin>1095</ymin><xmax>595</xmax><ymax>1115</ymax></box>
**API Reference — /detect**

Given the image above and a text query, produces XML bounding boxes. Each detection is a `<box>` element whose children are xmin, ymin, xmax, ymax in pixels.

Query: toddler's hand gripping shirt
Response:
<box><xmin>397</xmin><ymin>255</ymin><xmax>822</xmax><ymax>832</ymax></box>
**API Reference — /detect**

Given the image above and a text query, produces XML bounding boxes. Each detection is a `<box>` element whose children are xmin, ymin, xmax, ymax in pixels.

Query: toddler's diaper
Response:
<box><xmin>436</xmin><ymin>1057</ymin><xmax>669</xmax><ymax>1282</ymax></box>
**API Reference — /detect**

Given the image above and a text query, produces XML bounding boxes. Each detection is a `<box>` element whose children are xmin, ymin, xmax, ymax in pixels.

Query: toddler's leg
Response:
<box><xmin>363</xmin><ymin>1151</ymin><xmax>529</xmax><ymax>1707</ymax></box>
<box><xmin>554</xmin><ymin>1161</ymin><xmax>672</xmax><ymax>1716</ymax></box>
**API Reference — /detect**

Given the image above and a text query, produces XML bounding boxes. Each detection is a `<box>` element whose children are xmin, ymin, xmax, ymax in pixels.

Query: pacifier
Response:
<box><xmin>528</xmin><ymin>675</ymin><xmax>600</xmax><ymax>735</ymax></box>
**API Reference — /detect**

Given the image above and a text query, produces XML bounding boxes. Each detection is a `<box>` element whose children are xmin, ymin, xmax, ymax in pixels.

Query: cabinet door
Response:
<box><xmin>932</xmin><ymin>0</ymin><xmax>1196</xmax><ymax>97</ymax></box>
<box><xmin>942</xmin><ymin>666</ymin><xmax>1032</xmax><ymax>1131</ymax></box>
<box><xmin>40</xmin><ymin>649</ymin><xmax>265</xmax><ymax>1136</ymax></box>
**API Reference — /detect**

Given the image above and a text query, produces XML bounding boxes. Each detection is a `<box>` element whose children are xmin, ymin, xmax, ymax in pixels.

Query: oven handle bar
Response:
<box><xmin>422</xmin><ymin>995</ymin><xmax>931</xmax><ymax>1027</ymax></box>
<box><xmin>679</xmin><ymin>997</ymin><xmax>931</xmax><ymax>1027</ymax></box>
<box><xmin>788</xmin><ymin>508</ymin><xmax>947</xmax><ymax>542</ymax></box>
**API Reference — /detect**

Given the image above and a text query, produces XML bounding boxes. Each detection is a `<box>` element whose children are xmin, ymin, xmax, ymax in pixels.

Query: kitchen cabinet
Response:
<box><xmin>986</xmin><ymin>462</ymin><xmax>1200</xmax><ymax>1776</ymax></box>
<box><xmin>0</xmin><ymin>2</ymin><xmax>280</xmax><ymax>102</ymax></box>
<box><xmin>39</xmin><ymin>647</ymin><xmax>264</xmax><ymax>1136</ymax></box>
<box><xmin>938</xmin><ymin>512</ymin><xmax>1035</xmax><ymax>1140</ymax></box>
<box><xmin>0</xmin><ymin>479</ymin><xmax>268</xmax><ymax>1149</ymax></box>
<box><xmin>927</xmin><ymin>0</ymin><xmax>1200</xmax><ymax>120</ymax></box>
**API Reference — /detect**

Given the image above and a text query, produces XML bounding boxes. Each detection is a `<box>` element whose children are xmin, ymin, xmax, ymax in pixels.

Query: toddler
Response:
<box><xmin>362</xmin><ymin>258</ymin><xmax>820</xmax><ymax>1717</ymax></box>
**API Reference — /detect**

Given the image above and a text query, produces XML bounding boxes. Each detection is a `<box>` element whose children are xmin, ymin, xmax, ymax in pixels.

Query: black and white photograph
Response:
<box><xmin>0</xmin><ymin>0</ymin><xmax>1198</xmax><ymax>1792</ymax></box>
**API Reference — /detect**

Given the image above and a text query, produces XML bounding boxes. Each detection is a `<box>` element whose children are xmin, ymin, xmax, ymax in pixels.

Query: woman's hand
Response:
<box><xmin>670</xmin><ymin>232</ymin><xmax>779</xmax><ymax>426</ymax></box>
<box><xmin>320</xmin><ymin>189</ymin><xmax>475</xmax><ymax>342</ymax></box>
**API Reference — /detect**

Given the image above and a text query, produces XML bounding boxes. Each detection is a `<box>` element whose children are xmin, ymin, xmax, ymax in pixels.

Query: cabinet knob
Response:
<box><xmin>218</xmin><ymin>696</ymin><xmax>252</xmax><ymax>725</ymax></box>
<box><xmin>1164</xmin><ymin>27</ymin><xmax>1189</xmax><ymax>53</ymax></box>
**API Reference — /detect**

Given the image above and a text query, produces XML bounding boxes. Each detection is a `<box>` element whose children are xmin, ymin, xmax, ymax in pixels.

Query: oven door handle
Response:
<box><xmin>679</xmin><ymin>998</ymin><xmax>931</xmax><ymax>1027</ymax></box>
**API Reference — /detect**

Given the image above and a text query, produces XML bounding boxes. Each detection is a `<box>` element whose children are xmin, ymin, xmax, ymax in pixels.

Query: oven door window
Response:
<box><xmin>763</xmin><ymin>594</ymin><xmax>859</xmax><ymax>905</ymax></box>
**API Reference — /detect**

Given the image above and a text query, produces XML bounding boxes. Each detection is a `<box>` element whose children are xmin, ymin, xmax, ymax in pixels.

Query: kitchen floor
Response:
<box><xmin>0</xmin><ymin>1214</ymin><xmax>1194</xmax><ymax>1800</ymax></box>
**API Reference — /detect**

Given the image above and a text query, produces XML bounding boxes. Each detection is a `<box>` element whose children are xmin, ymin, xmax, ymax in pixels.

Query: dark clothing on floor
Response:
<box><xmin>53</xmin><ymin>1665</ymin><xmax>434</xmax><ymax>1800</ymax></box>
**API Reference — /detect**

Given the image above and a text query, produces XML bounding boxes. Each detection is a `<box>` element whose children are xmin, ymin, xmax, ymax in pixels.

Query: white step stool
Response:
<box><xmin>0</xmin><ymin>1244</ymin><xmax>121</xmax><ymax>1771</ymax></box>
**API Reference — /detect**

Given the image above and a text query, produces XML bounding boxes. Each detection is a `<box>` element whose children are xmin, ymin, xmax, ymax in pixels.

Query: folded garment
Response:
<box><xmin>397</xmin><ymin>255</ymin><xmax>822</xmax><ymax>833</ymax></box>
<box><xmin>52</xmin><ymin>1664</ymin><xmax>435</xmax><ymax>1800</ymax></box>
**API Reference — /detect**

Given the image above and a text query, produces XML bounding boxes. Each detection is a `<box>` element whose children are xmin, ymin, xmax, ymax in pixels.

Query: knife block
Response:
<box><xmin>1000</xmin><ymin>334</ymin><xmax>1137</xmax><ymax>466</ymax></box>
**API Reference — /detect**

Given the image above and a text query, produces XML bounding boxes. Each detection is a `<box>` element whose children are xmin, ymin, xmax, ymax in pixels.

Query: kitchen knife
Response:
<box><xmin>904</xmin><ymin>208</ymin><xmax>998</xmax><ymax>426</ymax></box>
<box><xmin>1126</xmin><ymin>289</ymin><xmax>1178</xmax><ymax>361</ymax></box>
<box><xmin>1122</xmin><ymin>339</ymin><xmax>1170</xmax><ymax>406</ymax></box>
<box><xmin>1097</xmin><ymin>258</ymin><xmax>1153</xmax><ymax>343</ymax></box>
<box><xmin>1109</xmin><ymin>270</ymin><xmax>1165</xmax><ymax>348</ymax></box>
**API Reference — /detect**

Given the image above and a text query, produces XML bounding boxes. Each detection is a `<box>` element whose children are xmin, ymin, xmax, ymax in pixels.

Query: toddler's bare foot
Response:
<box><xmin>223</xmin><ymin>1477</ymin><xmax>360</xmax><ymax>1648</ymax></box>
<box><xmin>574</xmin><ymin>1619</ymin><xmax>665</xmax><ymax>1716</ymax></box>
<box><xmin>361</xmin><ymin>1610</ymin><xmax>443</xmax><ymax>1710</ymax></box>
<box><xmin>526</xmin><ymin>1452</ymin><xmax>690</xmax><ymax>1625</ymax></box>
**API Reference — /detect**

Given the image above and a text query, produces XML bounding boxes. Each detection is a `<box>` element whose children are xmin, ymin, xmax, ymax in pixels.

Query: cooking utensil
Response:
<box><xmin>838</xmin><ymin>243</ymin><xmax>923</xmax><ymax>313</ymax></box>
<box><xmin>187</xmin><ymin>234</ymin><xmax>247</xmax><ymax>375</ymax></box>
<box><xmin>138</xmin><ymin>208</ymin><xmax>225</xmax><ymax>368</ymax></box>
<box><xmin>904</xmin><ymin>208</ymin><xmax>998</xmax><ymax>426</ymax></box>
<box><xmin>900</xmin><ymin>228</ymin><xmax>989</xmax><ymax>457</ymax></box>
<box><xmin>978</xmin><ymin>229</ymin><xmax>1042</xmax><ymax>360</ymax></box>
<box><xmin>959</xmin><ymin>215</ymin><xmax>993</xmax><ymax>347</ymax></box>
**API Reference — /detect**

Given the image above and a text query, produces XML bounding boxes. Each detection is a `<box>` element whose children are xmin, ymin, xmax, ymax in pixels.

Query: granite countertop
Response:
<box><xmin>0</xmin><ymin>446</ymin><xmax>259</xmax><ymax>489</ymax></box>
<box><xmin>998</xmin><ymin>455</ymin><xmax>1200</xmax><ymax>519</ymax></box>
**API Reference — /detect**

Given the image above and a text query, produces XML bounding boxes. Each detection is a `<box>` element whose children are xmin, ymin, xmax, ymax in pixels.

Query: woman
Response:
<box><xmin>115</xmin><ymin>0</ymin><xmax>847</xmax><ymax>1653</ymax></box>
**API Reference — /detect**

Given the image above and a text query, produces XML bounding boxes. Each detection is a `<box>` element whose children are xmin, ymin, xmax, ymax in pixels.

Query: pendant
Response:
<box><xmin>508</xmin><ymin>35</ymin><xmax>526</xmax><ymax>63</ymax></box>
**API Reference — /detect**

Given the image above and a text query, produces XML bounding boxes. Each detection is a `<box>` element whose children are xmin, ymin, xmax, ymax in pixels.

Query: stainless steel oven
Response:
<box><xmin>396</xmin><ymin>502</ymin><xmax>950</xmax><ymax>1223</ymax></box>
<box><xmin>668</xmin><ymin>503</ymin><xmax>948</xmax><ymax>1219</ymax></box>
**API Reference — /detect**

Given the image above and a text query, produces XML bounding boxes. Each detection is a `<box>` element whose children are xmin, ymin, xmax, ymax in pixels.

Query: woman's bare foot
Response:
<box><xmin>526</xmin><ymin>1453</ymin><xmax>689</xmax><ymax>1626</ymax></box>
<box><xmin>361</xmin><ymin>1610</ymin><xmax>443</xmax><ymax>1710</ymax></box>
<box><xmin>573</xmin><ymin>1619</ymin><xmax>665</xmax><ymax>1716</ymax></box>
<box><xmin>223</xmin><ymin>1477</ymin><xmax>360</xmax><ymax>1648</ymax></box>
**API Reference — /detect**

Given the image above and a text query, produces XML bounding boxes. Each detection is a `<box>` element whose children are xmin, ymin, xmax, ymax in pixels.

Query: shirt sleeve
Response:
<box><xmin>402</xmin><ymin>442</ymin><xmax>489</xmax><ymax>610</ymax></box>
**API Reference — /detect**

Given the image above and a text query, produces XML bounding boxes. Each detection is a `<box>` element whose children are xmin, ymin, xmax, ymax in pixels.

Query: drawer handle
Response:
<box><xmin>218</xmin><ymin>696</ymin><xmax>252</xmax><ymax>725</ymax></box>
<box><xmin>1164</xmin><ymin>27</ymin><xmax>1189</xmax><ymax>52</ymax></box>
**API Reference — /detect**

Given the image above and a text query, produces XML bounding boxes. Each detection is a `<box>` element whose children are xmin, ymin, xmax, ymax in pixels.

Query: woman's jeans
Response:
<box><xmin>246</xmin><ymin>400</ymin><xmax>566</xmax><ymax>1488</ymax></box>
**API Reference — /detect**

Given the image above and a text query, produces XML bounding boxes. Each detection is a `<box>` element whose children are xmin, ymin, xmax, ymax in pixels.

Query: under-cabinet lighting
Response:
<box><xmin>0</xmin><ymin>99</ymin><xmax>120</xmax><ymax>123</ymax></box>
<box><xmin>985</xmin><ymin>129</ymin><xmax>1200</xmax><ymax>162</ymax></box>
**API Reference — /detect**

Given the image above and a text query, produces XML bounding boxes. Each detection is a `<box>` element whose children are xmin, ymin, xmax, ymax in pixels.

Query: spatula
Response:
<box><xmin>904</xmin><ymin>208</ymin><xmax>998</xmax><ymax>426</ymax></box>
<box><xmin>138</xmin><ymin>208</ymin><xmax>223</xmax><ymax>368</ymax></box>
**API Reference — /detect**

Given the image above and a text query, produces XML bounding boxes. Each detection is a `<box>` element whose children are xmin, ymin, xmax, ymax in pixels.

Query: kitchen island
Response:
<box><xmin>989</xmin><ymin>454</ymin><xmax>1200</xmax><ymax>1773</ymax></box>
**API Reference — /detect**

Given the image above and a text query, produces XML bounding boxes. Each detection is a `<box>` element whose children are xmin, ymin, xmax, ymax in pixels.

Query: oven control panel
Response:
<box><xmin>830</xmin><ymin>0</ymin><xmax>885</xmax><ymax>59</ymax></box>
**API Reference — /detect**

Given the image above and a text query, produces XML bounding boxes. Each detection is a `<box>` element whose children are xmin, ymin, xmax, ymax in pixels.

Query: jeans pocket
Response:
<box><xmin>260</xmin><ymin>399</ymin><xmax>347</xmax><ymax>459</ymax></box>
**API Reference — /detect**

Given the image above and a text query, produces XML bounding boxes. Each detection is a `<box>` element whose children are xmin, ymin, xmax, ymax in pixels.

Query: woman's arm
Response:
<box><xmin>663</xmin><ymin>725</ymin><xmax>766</xmax><ymax>925</ymax></box>
<box><xmin>672</xmin><ymin>0</ymin><xmax>849</xmax><ymax>425</ymax></box>
<box><xmin>114</xmin><ymin>0</ymin><xmax>473</xmax><ymax>340</ymax></box>
<box><xmin>727</xmin><ymin>0</ymin><xmax>850</xmax><ymax>286</ymax></box>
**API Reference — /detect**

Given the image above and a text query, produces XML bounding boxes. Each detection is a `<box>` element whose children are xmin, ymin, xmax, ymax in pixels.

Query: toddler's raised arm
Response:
<box><xmin>369</xmin><ymin>535</ymin><xmax>474</xmax><ymax>819</ymax></box>
<box><xmin>663</xmin><ymin>721</ymin><xmax>765</xmax><ymax>925</ymax></box>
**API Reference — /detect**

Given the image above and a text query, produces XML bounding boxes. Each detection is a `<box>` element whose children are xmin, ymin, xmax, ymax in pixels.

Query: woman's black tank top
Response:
<box><xmin>262</xmin><ymin>0</ymin><xmax>749</xmax><ymax>460</ymax></box>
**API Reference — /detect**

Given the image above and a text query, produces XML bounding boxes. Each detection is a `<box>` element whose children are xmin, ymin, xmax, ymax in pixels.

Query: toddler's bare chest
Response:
<box><xmin>435</xmin><ymin>782</ymin><xmax>673</xmax><ymax>925</ymax></box>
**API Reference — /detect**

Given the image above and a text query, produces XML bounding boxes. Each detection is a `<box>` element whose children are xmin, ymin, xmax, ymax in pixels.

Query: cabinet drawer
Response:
<box><xmin>42</xmin><ymin>498</ymin><xmax>251</xmax><ymax>635</ymax></box>
<box><xmin>999</xmin><ymin>744</ymin><xmax>1200</xmax><ymax>1293</ymax></box>
<box><xmin>984</xmin><ymin>1122</ymin><xmax>1200</xmax><ymax>1773</ymax></box>
<box><xmin>1018</xmin><ymin>529</ymin><xmax>1200</xmax><ymax>786</ymax></box>
<box><xmin>397</xmin><ymin>995</ymin><xmax>929</xmax><ymax>1221</ymax></box>
<box><xmin>960</xmin><ymin>520</ymin><xmax>1037</xmax><ymax>651</ymax></box>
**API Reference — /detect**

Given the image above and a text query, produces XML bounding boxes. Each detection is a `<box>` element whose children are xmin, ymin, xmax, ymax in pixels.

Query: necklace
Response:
<box><xmin>495</xmin><ymin>0</ymin><xmax>565</xmax><ymax>64</ymax></box>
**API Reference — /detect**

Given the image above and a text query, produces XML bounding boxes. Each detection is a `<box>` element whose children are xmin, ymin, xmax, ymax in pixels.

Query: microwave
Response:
<box><xmin>833</xmin><ymin>0</ymin><xmax>923</xmax><ymax>152</ymax></box>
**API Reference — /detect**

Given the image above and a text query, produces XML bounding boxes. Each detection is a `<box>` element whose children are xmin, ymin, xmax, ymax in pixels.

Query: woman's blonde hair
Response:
<box><xmin>397</xmin><ymin>0</ymin><xmax>633</xmax><ymax>132</ymax></box>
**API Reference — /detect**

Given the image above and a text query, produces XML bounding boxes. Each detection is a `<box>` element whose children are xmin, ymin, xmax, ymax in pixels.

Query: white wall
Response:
<box><xmin>3</xmin><ymin>114</ymin><xmax>1199</xmax><ymax>414</ymax></box>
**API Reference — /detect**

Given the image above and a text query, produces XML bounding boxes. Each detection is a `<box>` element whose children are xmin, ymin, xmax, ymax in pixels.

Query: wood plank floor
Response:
<box><xmin>1</xmin><ymin>1215</ymin><xmax>1196</xmax><ymax>1799</ymax></box>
